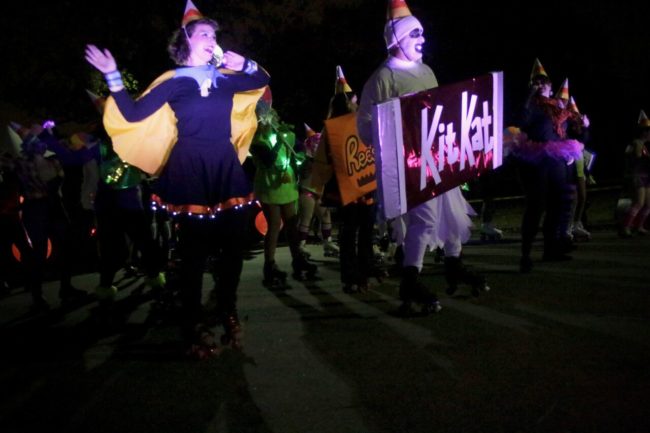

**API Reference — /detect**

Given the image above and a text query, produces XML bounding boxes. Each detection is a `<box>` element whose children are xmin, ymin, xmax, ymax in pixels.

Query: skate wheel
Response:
<box><xmin>422</xmin><ymin>301</ymin><xmax>442</xmax><ymax>314</ymax></box>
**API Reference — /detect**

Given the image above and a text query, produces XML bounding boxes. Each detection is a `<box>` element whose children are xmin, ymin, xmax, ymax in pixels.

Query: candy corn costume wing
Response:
<box><xmin>104</xmin><ymin>69</ymin><xmax>265</xmax><ymax>175</ymax></box>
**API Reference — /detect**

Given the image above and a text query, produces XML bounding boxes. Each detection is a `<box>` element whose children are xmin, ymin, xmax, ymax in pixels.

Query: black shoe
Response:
<box><xmin>292</xmin><ymin>255</ymin><xmax>318</xmax><ymax>280</ymax></box>
<box><xmin>399</xmin><ymin>266</ymin><xmax>441</xmax><ymax>315</ymax></box>
<box><xmin>263</xmin><ymin>261</ymin><xmax>288</xmax><ymax>288</ymax></box>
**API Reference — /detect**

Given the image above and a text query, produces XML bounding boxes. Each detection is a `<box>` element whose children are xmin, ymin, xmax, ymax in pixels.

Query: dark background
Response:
<box><xmin>1</xmin><ymin>0</ymin><xmax>648</xmax><ymax>184</ymax></box>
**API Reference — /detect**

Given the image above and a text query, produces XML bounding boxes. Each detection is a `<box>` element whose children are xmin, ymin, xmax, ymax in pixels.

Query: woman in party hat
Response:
<box><xmin>85</xmin><ymin>0</ymin><xmax>269</xmax><ymax>357</ymax></box>
<box><xmin>620</xmin><ymin>110</ymin><xmax>650</xmax><ymax>236</ymax></box>
<box><xmin>296</xmin><ymin>122</ymin><xmax>339</xmax><ymax>258</ymax></box>
<box><xmin>514</xmin><ymin>59</ymin><xmax>588</xmax><ymax>272</ymax></box>
<box><xmin>564</xmin><ymin>95</ymin><xmax>593</xmax><ymax>241</ymax></box>
<box><xmin>250</xmin><ymin>97</ymin><xmax>317</xmax><ymax>287</ymax></box>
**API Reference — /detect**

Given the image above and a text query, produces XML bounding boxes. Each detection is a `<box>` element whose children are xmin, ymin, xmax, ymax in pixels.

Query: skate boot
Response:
<box><xmin>292</xmin><ymin>255</ymin><xmax>318</xmax><ymax>281</ymax></box>
<box><xmin>263</xmin><ymin>261</ymin><xmax>288</xmax><ymax>289</ymax></box>
<box><xmin>220</xmin><ymin>311</ymin><xmax>243</xmax><ymax>350</ymax></box>
<box><xmin>571</xmin><ymin>221</ymin><xmax>592</xmax><ymax>241</ymax></box>
<box><xmin>323</xmin><ymin>237</ymin><xmax>339</xmax><ymax>257</ymax></box>
<box><xmin>397</xmin><ymin>266</ymin><xmax>441</xmax><ymax>316</ymax></box>
<box><xmin>186</xmin><ymin>324</ymin><xmax>222</xmax><ymax>360</ymax></box>
<box><xmin>145</xmin><ymin>272</ymin><xmax>166</xmax><ymax>290</ymax></box>
<box><xmin>480</xmin><ymin>222</ymin><xmax>504</xmax><ymax>241</ymax></box>
<box><xmin>444</xmin><ymin>256</ymin><xmax>489</xmax><ymax>297</ymax></box>
<box><xmin>95</xmin><ymin>284</ymin><xmax>118</xmax><ymax>302</ymax></box>
<box><xmin>298</xmin><ymin>239</ymin><xmax>311</xmax><ymax>258</ymax></box>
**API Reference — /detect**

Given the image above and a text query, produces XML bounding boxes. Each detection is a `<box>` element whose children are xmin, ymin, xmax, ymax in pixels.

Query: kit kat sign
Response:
<box><xmin>372</xmin><ymin>72</ymin><xmax>503</xmax><ymax>218</ymax></box>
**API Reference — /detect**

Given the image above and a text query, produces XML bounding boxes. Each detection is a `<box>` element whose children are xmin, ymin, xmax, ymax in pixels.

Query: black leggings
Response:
<box><xmin>519</xmin><ymin>156</ymin><xmax>576</xmax><ymax>258</ymax></box>
<box><xmin>176</xmin><ymin>209</ymin><xmax>247</xmax><ymax>336</ymax></box>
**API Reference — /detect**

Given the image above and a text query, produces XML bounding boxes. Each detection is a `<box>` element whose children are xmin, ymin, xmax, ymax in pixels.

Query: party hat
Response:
<box><xmin>639</xmin><ymin>110</ymin><xmax>650</xmax><ymax>128</ymax></box>
<box><xmin>555</xmin><ymin>78</ymin><xmax>569</xmax><ymax>101</ymax></box>
<box><xmin>304</xmin><ymin>123</ymin><xmax>316</xmax><ymax>138</ymax></box>
<box><xmin>303</xmin><ymin>123</ymin><xmax>320</xmax><ymax>157</ymax></box>
<box><xmin>567</xmin><ymin>96</ymin><xmax>580</xmax><ymax>114</ymax></box>
<box><xmin>182</xmin><ymin>0</ymin><xmax>203</xmax><ymax>27</ymax></box>
<box><xmin>529</xmin><ymin>58</ymin><xmax>549</xmax><ymax>83</ymax></box>
<box><xmin>9</xmin><ymin>121</ymin><xmax>23</xmax><ymax>132</ymax></box>
<box><xmin>3</xmin><ymin>125</ymin><xmax>23</xmax><ymax>156</ymax></box>
<box><xmin>335</xmin><ymin>65</ymin><xmax>353</xmax><ymax>94</ymax></box>
<box><xmin>85</xmin><ymin>89</ymin><xmax>106</xmax><ymax>114</ymax></box>
<box><xmin>261</xmin><ymin>86</ymin><xmax>273</xmax><ymax>107</ymax></box>
<box><xmin>387</xmin><ymin>0</ymin><xmax>412</xmax><ymax>19</ymax></box>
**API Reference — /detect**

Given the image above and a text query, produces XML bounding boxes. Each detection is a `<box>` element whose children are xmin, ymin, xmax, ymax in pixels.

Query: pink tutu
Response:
<box><xmin>505</xmin><ymin>130</ymin><xmax>584</xmax><ymax>163</ymax></box>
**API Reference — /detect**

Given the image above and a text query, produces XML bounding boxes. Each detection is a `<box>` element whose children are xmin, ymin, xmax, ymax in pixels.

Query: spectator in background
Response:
<box><xmin>10</xmin><ymin>123</ymin><xmax>87</xmax><ymax>311</ymax></box>
<box><xmin>620</xmin><ymin>110</ymin><xmax>650</xmax><ymax>236</ymax></box>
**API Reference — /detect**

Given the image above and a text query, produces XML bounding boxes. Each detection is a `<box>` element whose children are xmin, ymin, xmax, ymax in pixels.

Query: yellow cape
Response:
<box><xmin>103</xmin><ymin>69</ymin><xmax>266</xmax><ymax>175</ymax></box>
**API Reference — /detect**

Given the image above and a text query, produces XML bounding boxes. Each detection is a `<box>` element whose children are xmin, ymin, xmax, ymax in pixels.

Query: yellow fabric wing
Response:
<box><xmin>104</xmin><ymin>69</ymin><xmax>266</xmax><ymax>174</ymax></box>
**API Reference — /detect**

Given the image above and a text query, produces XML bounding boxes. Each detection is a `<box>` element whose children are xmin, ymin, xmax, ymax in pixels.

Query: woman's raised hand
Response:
<box><xmin>85</xmin><ymin>45</ymin><xmax>117</xmax><ymax>73</ymax></box>
<box><xmin>221</xmin><ymin>51</ymin><xmax>245</xmax><ymax>71</ymax></box>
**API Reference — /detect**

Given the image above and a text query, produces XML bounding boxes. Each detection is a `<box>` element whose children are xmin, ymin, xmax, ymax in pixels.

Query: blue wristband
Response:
<box><xmin>104</xmin><ymin>70</ymin><xmax>124</xmax><ymax>91</ymax></box>
<box><xmin>242</xmin><ymin>59</ymin><xmax>258</xmax><ymax>75</ymax></box>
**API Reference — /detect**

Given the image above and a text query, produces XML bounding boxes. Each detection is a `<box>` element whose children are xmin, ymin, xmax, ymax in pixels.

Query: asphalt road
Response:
<box><xmin>1</xmin><ymin>222</ymin><xmax>648</xmax><ymax>433</ymax></box>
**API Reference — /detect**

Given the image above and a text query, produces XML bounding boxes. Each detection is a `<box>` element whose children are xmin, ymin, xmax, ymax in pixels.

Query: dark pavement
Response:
<box><xmin>1</xmin><ymin>209</ymin><xmax>649</xmax><ymax>432</ymax></box>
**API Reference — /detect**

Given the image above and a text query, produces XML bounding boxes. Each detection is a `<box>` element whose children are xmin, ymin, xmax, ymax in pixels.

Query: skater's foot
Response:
<box><xmin>220</xmin><ymin>312</ymin><xmax>243</xmax><ymax>350</ymax></box>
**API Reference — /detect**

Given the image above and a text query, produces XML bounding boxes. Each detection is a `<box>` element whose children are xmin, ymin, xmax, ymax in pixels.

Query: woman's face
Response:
<box><xmin>532</xmin><ymin>79</ymin><xmax>552</xmax><ymax>98</ymax></box>
<box><xmin>187</xmin><ymin>23</ymin><xmax>217</xmax><ymax>66</ymax></box>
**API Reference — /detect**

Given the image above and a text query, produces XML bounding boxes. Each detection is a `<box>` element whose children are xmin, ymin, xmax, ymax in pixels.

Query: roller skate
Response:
<box><xmin>322</xmin><ymin>237</ymin><xmax>339</xmax><ymax>257</ymax></box>
<box><xmin>396</xmin><ymin>266</ymin><xmax>442</xmax><ymax>317</ymax></box>
<box><xmin>263</xmin><ymin>261</ymin><xmax>288</xmax><ymax>289</ymax></box>
<box><xmin>292</xmin><ymin>255</ymin><xmax>318</xmax><ymax>281</ymax></box>
<box><xmin>480</xmin><ymin>222</ymin><xmax>504</xmax><ymax>241</ymax></box>
<box><xmin>94</xmin><ymin>284</ymin><xmax>118</xmax><ymax>302</ymax></box>
<box><xmin>186</xmin><ymin>324</ymin><xmax>222</xmax><ymax>360</ymax></box>
<box><xmin>298</xmin><ymin>239</ymin><xmax>311</xmax><ymax>258</ymax></box>
<box><xmin>571</xmin><ymin>221</ymin><xmax>592</xmax><ymax>241</ymax></box>
<box><xmin>220</xmin><ymin>311</ymin><xmax>243</xmax><ymax>350</ymax></box>
<box><xmin>444</xmin><ymin>256</ymin><xmax>490</xmax><ymax>298</ymax></box>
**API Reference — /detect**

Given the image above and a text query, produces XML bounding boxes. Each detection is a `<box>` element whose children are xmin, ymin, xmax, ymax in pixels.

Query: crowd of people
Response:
<box><xmin>1</xmin><ymin>0</ymin><xmax>648</xmax><ymax>359</ymax></box>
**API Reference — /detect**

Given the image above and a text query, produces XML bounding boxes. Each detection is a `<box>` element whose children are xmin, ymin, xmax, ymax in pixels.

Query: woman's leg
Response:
<box><xmin>176</xmin><ymin>216</ymin><xmax>211</xmax><ymax>343</ymax></box>
<box><xmin>261</xmin><ymin>203</ymin><xmax>282</xmax><ymax>263</ymax></box>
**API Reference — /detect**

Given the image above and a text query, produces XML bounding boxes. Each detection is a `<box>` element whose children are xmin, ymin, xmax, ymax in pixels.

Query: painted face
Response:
<box><xmin>398</xmin><ymin>27</ymin><xmax>425</xmax><ymax>61</ymax></box>
<box><xmin>187</xmin><ymin>23</ymin><xmax>217</xmax><ymax>66</ymax></box>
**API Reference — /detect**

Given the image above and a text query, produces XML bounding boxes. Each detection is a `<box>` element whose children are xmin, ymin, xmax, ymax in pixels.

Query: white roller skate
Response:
<box><xmin>298</xmin><ymin>239</ymin><xmax>311</xmax><ymax>258</ymax></box>
<box><xmin>480</xmin><ymin>222</ymin><xmax>504</xmax><ymax>241</ymax></box>
<box><xmin>571</xmin><ymin>221</ymin><xmax>592</xmax><ymax>241</ymax></box>
<box><xmin>323</xmin><ymin>237</ymin><xmax>339</xmax><ymax>257</ymax></box>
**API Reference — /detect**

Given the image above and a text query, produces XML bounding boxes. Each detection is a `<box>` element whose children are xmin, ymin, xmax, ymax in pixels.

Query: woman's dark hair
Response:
<box><xmin>530</xmin><ymin>74</ymin><xmax>551</xmax><ymax>87</ymax></box>
<box><xmin>327</xmin><ymin>93</ymin><xmax>355</xmax><ymax>118</ymax></box>
<box><xmin>167</xmin><ymin>18</ymin><xmax>219</xmax><ymax>65</ymax></box>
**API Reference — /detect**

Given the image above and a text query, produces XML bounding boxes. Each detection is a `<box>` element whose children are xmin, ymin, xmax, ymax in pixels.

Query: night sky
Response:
<box><xmin>1</xmin><ymin>0</ymin><xmax>648</xmax><ymax>182</ymax></box>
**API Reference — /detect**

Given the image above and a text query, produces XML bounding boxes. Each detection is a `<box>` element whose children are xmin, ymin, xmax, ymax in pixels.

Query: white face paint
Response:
<box><xmin>397</xmin><ymin>27</ymin><xmax>425</xmax><ymax>62</ymax></box>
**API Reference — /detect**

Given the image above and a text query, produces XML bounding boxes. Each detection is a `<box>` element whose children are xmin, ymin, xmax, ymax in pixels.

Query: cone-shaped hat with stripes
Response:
<box><xmin>335</xmin><ymin>65</ymin><xmax>353</xmax><ymax>94</ymax></box>
<box><xmin>529</xmin><ymin>58</ymin><xmax>549</xmax><ymax>84</ymax></box>
<box><xmin>567</xmin><ymin>96</ymin><xmax>580</xmax><ymax>114</ymax></box>
<box><xmin>638</xmin><ymin>110</ymin><xmax>650</xmax><ymax>128</ymax></box>
<box><xmin>182</xmin><ymin>0</ymin><xmax>203</xmax><ymax>27</ymax></box>
<box><xmin>555</xmin><ymin>78</ymin><xmax>569</xmax><ymax>101</ymax></box>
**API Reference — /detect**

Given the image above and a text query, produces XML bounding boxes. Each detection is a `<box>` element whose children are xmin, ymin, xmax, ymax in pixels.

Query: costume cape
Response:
<box><xmin>103</xmin><ymin>69</ymin><xmax>266</xmax><ymax>175</ymax></box>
